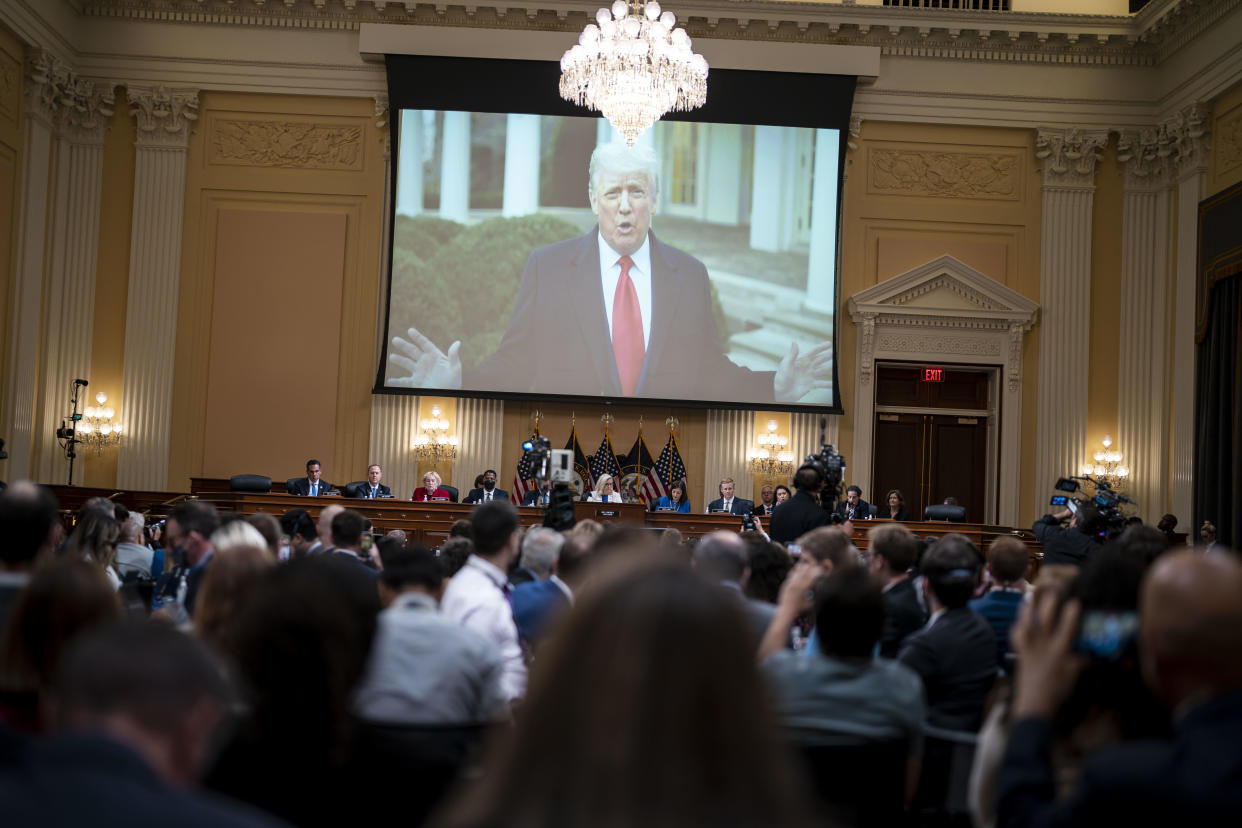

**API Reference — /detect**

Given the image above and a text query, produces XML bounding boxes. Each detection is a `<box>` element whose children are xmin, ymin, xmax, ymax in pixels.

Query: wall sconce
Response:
<box><xmin>413</xmin><ymin>404</ymin><xmax>458</xmax><ymax>468</ymax></box>
<box><xmin>747</xmin><ymin>419</ymin><xmax>794</xmax><ymax>477</ymax></box>
<box><xmin>1081</xmin><ymin>434</ymin><xmax>1129</xmax><ymax>489</ymax></box>
<box><xmin>78</xmin><ymin>392</ymin><xmax>122</xmax><ymax>455</ymax></box>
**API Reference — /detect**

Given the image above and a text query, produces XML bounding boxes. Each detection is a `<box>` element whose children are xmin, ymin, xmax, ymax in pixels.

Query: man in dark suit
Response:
<box><xmin>833</xmin><ymin>485</ymin><xmax>871</xmax><ymax>522</ymax></box>
<box><xmin>287</xmin><ymin>458</ymin><xmax>333</xmax><ymax>497</ymax></box>
<box><xmin>706</xmin><ymin>477</ymin><xmax>753</xmax><ymax>515</ymax></box>
<box><xmin>387</xmin><ymin>142</ymin><xmax>833</xmax><ymax>403</ymax></box>
<box><xmin>358</xmin><ymin>464</ymin><xmax>391</xmax><ymax>499</ymax></box>
<box><xmin>753</xmin><ymin>484</ymin><xmax>777</xmax><ymax>516</ymax></box>
<box><xmin>769</xmin><ymin>465</ymin><xmax>832</xmax><ymax>545</ymax></box>
<box><xmin>521</xmin><ymin>478</ymin><xmax>553</xmax><ymax>507</ymax></box>
<box><xmin>867</xmin><ymin>522</ymin><xmax>928</xmax><ymax>659</ymax></box>
<box><xmin>463</xmin><ymin>469</ymin><xmax>507</xmax><ymax>504</ymax></box>
<box><xmin>1031</xmin><ymin>501</ymin><xmax>1104</xmax><ymax>566</ymax></box>
<box><xmin>998</xmin><ymin>550</ymin><xmax>1242</xmax><ymax>828</ymax></box>
<box><xmin>160</xmin><ymin>500</ymin><xmax>221</xmax><ymax>617</ymax></box>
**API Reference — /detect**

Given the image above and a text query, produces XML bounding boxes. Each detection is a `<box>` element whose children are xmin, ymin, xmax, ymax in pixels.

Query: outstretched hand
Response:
<box><xmin>1010</xmin><ymin>594</ymin><xmax>1085</xmax><ymax>720</ymax></box>
<box><xmin>388</xmin><ymin>326</ymin><xmax>463</xmax><ymax>389</ymax></box>
<box><xmin>774</xmin><ymin>341</ymin><xmax>833</xmax><ymax>403</ymax></box>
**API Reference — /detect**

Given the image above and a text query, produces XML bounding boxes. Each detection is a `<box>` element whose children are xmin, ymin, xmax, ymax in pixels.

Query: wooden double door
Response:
<box><xmin>871</xmin><ymin>364</ymin><xmax>992</xmax><ymax>523</ymax></box>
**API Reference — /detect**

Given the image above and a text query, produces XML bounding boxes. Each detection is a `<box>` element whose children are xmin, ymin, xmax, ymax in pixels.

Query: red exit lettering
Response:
<box><xmin>923</xmin><ymin>367</ymin><xmax>944</xmax><ymax>383</ymax></box>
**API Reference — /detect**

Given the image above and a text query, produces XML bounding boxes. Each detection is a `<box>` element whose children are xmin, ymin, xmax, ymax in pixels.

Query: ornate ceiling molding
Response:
<box><xmin>74</xmin><ymin>0</ymin><xmax>1240</xmax><ymax>69</ymax></box>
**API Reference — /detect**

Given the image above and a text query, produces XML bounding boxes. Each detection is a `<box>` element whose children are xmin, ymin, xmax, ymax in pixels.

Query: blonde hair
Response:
<box><xmin>422</xmin><ymin>470</ymin><xmax>442</xmax><ymax>489</ymax></box>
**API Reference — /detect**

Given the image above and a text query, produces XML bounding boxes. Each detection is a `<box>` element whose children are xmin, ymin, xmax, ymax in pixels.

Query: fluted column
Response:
<box><xmin>3</xmin><ymin>53</ymin><xmax>60</xmax><ymax>480</ymax></box>
<box><xmin>1117</xmin><ymin>127</ymin><xmax>1174</xmax><ymax>519</ymax></box>
<box><xmin>790</xmin><ymin>412</ymin><xmax>841</xmax><ymax>476</ymax></box>
<box><xmin>454</xmin><ymin>397</ymin><xmax>504</xmax><ymax>491</ymax></box>
<box><xmin>1169</xmin><ymin>105</ymin><xmax>1209</xmax><ymax>532</ymax></box>
<box><xmin>704</xmin><ymin>409</ymin><xmax>755</xmax><ymax>506</ymax></box>
<box><xmin>368</xmin><ymin>394</ymin><xmax>420</xmax><ymax>501</ymax></box>
<box><xmin>1033</xmin><ymin>128</ymin><xmax>1108</xmax><ymax>503</ymax></box>
<box><xmin>116</xmin><ymin>87</ymin><xmax>198</xmax><ymax>490</ymax></box>
<box><xmin>32</xmin><ymin>66</ymin><xmax>114</xmax><ymax>485</ymax></box>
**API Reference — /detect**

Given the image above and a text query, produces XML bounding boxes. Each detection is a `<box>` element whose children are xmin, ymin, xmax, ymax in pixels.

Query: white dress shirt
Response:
<box><xmin>598</xmin><ymin>232</ymin><xmax>652</xmax><ymax>349</ymax></box>
<box><xmin>440</xmin><ymin>555</ymin><xmax>527</xmax><ymax>703</ymax></box>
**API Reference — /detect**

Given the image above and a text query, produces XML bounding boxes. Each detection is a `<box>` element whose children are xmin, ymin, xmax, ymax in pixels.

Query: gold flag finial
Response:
<box><xmin>601</xmin><ymin>412</ymin><xmax>615</xmax><ymax>431</ymax></box>
<box><xmin>666</xmin><ymin>416</ymin><xmax>679</xmax><ymax>433</ymax></box>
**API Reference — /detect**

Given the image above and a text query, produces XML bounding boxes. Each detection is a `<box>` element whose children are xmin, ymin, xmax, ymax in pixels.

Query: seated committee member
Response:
<box><xmin>833</xmin><ymin>485</ymin><xmax>871</xmax><ymax>521</ymax></box>
<box><xmin>411</xmin><ymin>470</ymin><xmax>451</xmax><ymax>502</ymax></box>
<box><xmin>774</xmin><ymin>485</ymin><xmax>791</xmax><ymax>506</ymax></box>
<box><xmin>880</xmin><ymin>489</ymin><xmax>911</xmax><ymax>521</ymax></box>
<box><xmin>463</xmin><ymin>469</ymin><xmax>507</xmax><ymax>504</ymax></box>
<box><xmin>753</xmin><ymin>485</ymin><xmax>777</xmax><ymax>516</ymax></box>
<box><xmin>652</xmin><ymin>479</ymin><xmax>691</xmax><ymax>513</ymax></box>
<box><xmin>707</xmin><ymin>478</ymin><xmax>752</xmax><ymax>515</ymax></box>
<box><xmin>586</xmin><ymin>474</ymin><xmax>622</xmax><ymax>503</ymax></box>
<box><xmin>522</xmin><ymin>478</ymin><xmax>554</xmax><ymax>507</ymax></box>
<box><xmin>287</xmin><ymin>459</ymin><xmax>333</xmax><ymax>496</ymax></box>
<box><xmin>359</xmin><ymin>464</ymin><xmax>391</xmax><ymax>499</ymax></box>
<box><xmin>386</xmin><ymin>142</ymin><xmax>833</xmax><ymax>404</ymax></box>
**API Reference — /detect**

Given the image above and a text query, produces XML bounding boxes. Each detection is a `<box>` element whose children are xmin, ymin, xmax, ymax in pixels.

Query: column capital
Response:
<box><xmin>26</xmin><ymin>50</ymin><xmax>114</xmax><ymax>141</ymax></box>
<box><xmin>1035</xmin><ymin>128</ymin><xmax>1109</xmax><ymax>189</ymax></box>
<box><xmin>127</xmin><ymin>85</ymin><xmax>199</xmax><ymax>148</ymax></box>
<box><xmin>1117</xmin><ymin>126</ymin><xmax>1174</xmax><ymax>191</ymax></box>
<box><xmin>1169</xmin><ymin>102</ymin><xmax>1210</xmax><ymax>175</ymax></box>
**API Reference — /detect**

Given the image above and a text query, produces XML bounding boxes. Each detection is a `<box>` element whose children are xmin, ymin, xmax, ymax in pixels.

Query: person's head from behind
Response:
<box><xmin>51</xmin><ymin>621</ymin><xmax>232</xmax><ymax>785</ymax></box>
<box><xmin>0</xmin><ymin>481</ymin><xmax>61</xmax><ymax>571</ymax></box>
<box><xmin>588</xmin><ymin>142</ymin><xmax>659</xmax><ymax>258</ymax></box>
<box><xmin>166</xmin><ymin>500</ymin><xmax>221</xmax><ymax>567</ymax></box>
<box><xmin>814</xmin><ymin>567</ymin><xmax>887</xmax><ymax>660</ymax></box>
<box><xmin>64</xmin><ymin>506</ymin><xmax>120</xmax><ymax>573</ymax></box>
<box><xmin>793</xmin><ymin>464</ymin><xmax>822</xmax><ymax>494</ymax></box>
<box><xmin>744</xmin><ymin>538</ymin><xmax>791</xmax><ymax>604</ymax></box>
<box><xmin>692</xmin><ymin>531</ymin><xmax>749</xmax><ymax>586</ymax></box>
<box><xmin>0</xmin><ymin>560</ymin><xmax>121</xmax><ymax>694</ymax></box>
<box><xmin>330</xmin><ymin>509</ymin><xmax>366</xmax><ymax>552</ymax></box>
<box><xmin>797</xmin><ymin>526</ymin><xmax>857</xmax><ymax>574</ymax></box>
<box><xmin>520</xmin><ymin>526</ymin><xmax>564</xmax><ymax>580</ymax></box>
<box><xmin>245</xmin><ymin>512</ymin><xmax>282</xmax><ymax>559</ymax></box>
<box><xmin>986</xmin><ymin>536</ymin><xmax>1030</xmax><ymax>586</ymax></box>
<box><xmin>379</xmin><ymin>546</ymin><xmax>442</xmax><ymax>607</ymax></box>
<box><xmin>868</xmin><ymin>522</ymin><xmax>918</xmax><ymax>578</ymax></box>
<box><xmin>279</xmin><ymin>508</ymin><xmax>317</xmax><ymax>557</ymax></box>
<box><xmin>1114</xmin><ymin>524</ymin><xmax>1166</xmax><ymax>569</ymax></box>
<box><xmin>210</xmin><ymin>519</ymin><xmax>269</xmax><ymax>555</ymax></box>
<box><xmin>470</xmin><ymin>500</ymin><xmax>520</xmax><ymax>568</ymax></box>
<box><xmin>1074</xmin><ymin>501</ymin><xmax>1105</xmax><ymax>538</ymax></box>
<box><xmin>316</xmin><ymin>503</ymin><xmax>344</xmax><ymax>548</ymax></box>
<box><xmin>920</xmin><ymin>533</ymin><xmax>981</xmax><ymax>610</ymax></box>
<box><xmin>438</xmin><ymin>536</ymin><xmax>475</xmax><ymax>578</ymax></box>
<box><xmin>439</xmin><ymin>557</ymin><xmax>809</xmax><ymax>827</ymax></box>
<box><xmin>449</xmin><ymin>518</ymin><xmax>474</xmax><ymax>540</ymax></box>
<box><xmin>194</xmin><ymin>544</ymin><xmax>276</xmax><ymax>652</ymax></box>
<box><xmin>120</xmin><ymin>510</ymin><xmax>145</xmax><ymax>546</ymax></box>
<box><xmin>1140</xmin><ymin>550</ymin><xmax>1242</xmax><ymax>710</ymax></box>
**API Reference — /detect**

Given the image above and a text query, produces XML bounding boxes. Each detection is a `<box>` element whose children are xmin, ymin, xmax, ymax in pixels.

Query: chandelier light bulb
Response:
<box><xmin>96</xmin><ymin>391</ymin><xmax>107</xmax><ymax>405</ymax></box>
<box><xmin>1101</xmin><ymin>435</ymin><xmax>1112</xmax><ymax>448</ymax></box>
<box><xmin>79</xmin><ymin>423</ymin><xmax>93</xmax><ymax>435</ymax></box>
<box><xmin>611</xmin><ymin>0</ymin><xmax>627</xmax><ymax>19</ymax></box>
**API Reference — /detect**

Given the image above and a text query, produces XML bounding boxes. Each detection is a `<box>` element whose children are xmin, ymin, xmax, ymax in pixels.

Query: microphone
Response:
<box><xmin>74</xmin><ymin>378</ymin><xmax>88</xmax><ymax>386</ymax></box>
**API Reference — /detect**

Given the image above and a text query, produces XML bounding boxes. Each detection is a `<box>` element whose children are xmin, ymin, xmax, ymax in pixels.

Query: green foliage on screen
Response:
<box><xmin>390</xmin><ymin>213</ymin><xmax>582</xmax><ymax>372</ymax></box>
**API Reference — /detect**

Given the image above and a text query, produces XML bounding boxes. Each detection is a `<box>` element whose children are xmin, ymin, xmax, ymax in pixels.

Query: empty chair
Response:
<box><xmin>230</xmin><ymin>474</ymin><xmax>272</xmax><ymax>493</ymax></box>
<box><xmin>924</xmin><ymin>504</ymin><xmax>967</xmax><ymax>522</ymax></box>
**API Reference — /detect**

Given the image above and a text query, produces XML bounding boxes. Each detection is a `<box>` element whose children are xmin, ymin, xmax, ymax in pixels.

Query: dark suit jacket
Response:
<box><xmin>522</xmin><ymin>488</ymin><xmax>552</xmax><ymax>506</ymax></box>
<box><xmin>834</xmin><ymin>499</ymin><xmax>872</xmax><ymax>522</ymax></box>
<box><xmin>463</xmin><ymin>487</ymin><xmax>508</xmax><ymax>505</ymax></box>
<box><xmin>707</xmin><ymin>497</ymin><xmax>754</xmax><ymax>515</ymax></box>
<box><xmin>997</xmin><ymin>688</ymin><xmax>1242</xmax><ymax>828</ymax></box>
<box><xmin>753</xmin><ymin>502</ymin><xmax>778</xmax><ymax>516</ymax></box>
<box><xmin>287</xmin><ymin>477</ymin><xmax>334</xmax><ymax>497</ymax></box>
<box><xmin>769</xmin><ymin>490</ymin><xmax>832</xmax><ymax>545</ymax></box>
<box><xmin>1032</xmin><ymin>515</ymin><xmax>1102</xmax><ymax>566</ymax></box>
<box><xmin>878</xmin><ymin>577</ymin><xmax>928</xmax><ymax>659</ymax></box>
<box><xmin>878</xmin><ymin>508</ymin><xmax>911</xmax><ymax>521</ymax></box>
<box><xmin>357</xmin><ymin>483</ymin><xmax>392</xmax><ymax>499</ymax></box>
<box><xmin>897</xmin><ymin>607</ymin><xmax>996</xmax><ymax>731</ymax></box>
<box><xmin>465</xmin><ymin>229</ymin><xmax>775</xmax><ymax>402</ymax></box>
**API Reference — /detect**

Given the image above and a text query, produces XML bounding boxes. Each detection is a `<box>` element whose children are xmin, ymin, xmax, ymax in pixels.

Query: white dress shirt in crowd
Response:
<box><xmin>440</xmin><ymin>554</ymin><xmax>527</xmax><ymax>703</ymax></box>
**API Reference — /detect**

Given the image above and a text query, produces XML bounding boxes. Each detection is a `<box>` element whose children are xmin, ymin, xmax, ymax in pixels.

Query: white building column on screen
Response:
<box><xmin>115</xmin><ymin>86</ymin><xmax>198</xmax><ymax>491</ymax></box>
<box><xmin>439</xmin><ymin>110</ymin><xmax>470</xmax><ymax>224</ymax></box>
<box><xmin>749</xmin><ymin>125</ymin><xmax>786</xmax><ymax>253</ymax></box>
<box><xmin>32</xmin><ymin>64</ymin><xmax>115</xmax><ymax>485</ymax></box>
<box><xmin>396</xmin><ymin>108</ymin><xmax>424</xmax><ymax>217</ymax></box>
<box><xmin>804</xmin><ymin>128</ymin><xmax>840</xmax><ymax>314</ymax></box>
<box><xmin>1033</xmin><ymin>128</ymin><xmax>1108</xmax><ymax>503</ymax></box>
<box><xmin>3</xmin><ymin>52</ymin><xmax>60</xmax><ymax>480</ymax></box>
<box><xmin>368</xmin><ymin>394</ymin><xmax>420</xmax><ymax>502</ymax></box>
<box><xmin>454</xmin><ymin>397</ymin><xmax>504</xmax><ymax>492</ymax></box>
<box><xmin>1116</xmin><ymin>126</ymin><xmax>1174</xmax><ymax>520</ymax></box>
<box><xmin>502</xmin><ymin>113</ymin><xmax>540</xmax><ymax>217</ymax></box>
<box><xmin>705</xmin><ymin>409</ymin><xmax>755</xmax><ymax>505</ymax></box>
<box><xmin>1169</xmin><ymin>104</ymin><xmax>1209</xmax><ymax>532</ymax></box>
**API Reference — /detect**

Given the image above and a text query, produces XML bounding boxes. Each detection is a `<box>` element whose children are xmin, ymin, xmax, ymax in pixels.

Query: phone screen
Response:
<box><xmin>1050</xmin><ymin>495</ymin><xmax>1068</xmax><ymax>506</ymax></box>
<box><xmin>1076</xmin><ymin>610</ymin><xmax>1139</xmax><ymax>660</ymax></box>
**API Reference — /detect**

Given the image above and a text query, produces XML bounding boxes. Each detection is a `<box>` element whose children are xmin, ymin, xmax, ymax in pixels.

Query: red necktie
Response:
<box><xmin>612</xmin><ymin>256</ymin><xmax>645</xmax><ymax>396</ymax></box>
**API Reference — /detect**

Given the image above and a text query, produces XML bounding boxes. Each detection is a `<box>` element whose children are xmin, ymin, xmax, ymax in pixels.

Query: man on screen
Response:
<box><xmin>388</xmin><ymin>143</ymin><xmax>832</xmax><ymax>403</ymax></box>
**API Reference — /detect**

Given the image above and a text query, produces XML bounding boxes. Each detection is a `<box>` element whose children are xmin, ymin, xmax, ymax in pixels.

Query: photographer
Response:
<box><xmin>770</xmin><ymin>464</ymin><xmax>832</xmax><ymax>545</ymax></box>
<box><xmin>1033</xmin><ymin>502</ymin><xmax>1104</xmax><ymax>567</ymax></box>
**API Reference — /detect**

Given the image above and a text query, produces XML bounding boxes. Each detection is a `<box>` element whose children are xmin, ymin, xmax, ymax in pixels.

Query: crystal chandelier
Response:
<box><xmin>413</xmin><ymin>405</ymin><xmax>459</xmax><ymax>469</ymax></box>
<box><xmin>78</xmin><ymin>392</ymin><xmax>123</xmax><ymax>455</ymax></box>
<box><xmin>1080</xmin><ymin>434</ymin><xmax>1129</xmax><ymax>489</ymax></box>
<box><xmin>747</xmin><ymin>420</ymin><xmax>795</xmax><ymax>478</ymax></box>
<box><xmin>560</xmin><ymin>0</ymin><xmax>708</xmax><ymax>146</ymax></box>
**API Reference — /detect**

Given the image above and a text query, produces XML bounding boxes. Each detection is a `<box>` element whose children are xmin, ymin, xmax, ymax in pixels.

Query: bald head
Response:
<box><xmin>1140</xmin><ymin>550</ymin><xmax>1242</xmax><ymax>709</ymax></box>
<box><xmin>317</xmin><ymin>504</ymin><xmax>344</xmax><ymax>548</ymax></box>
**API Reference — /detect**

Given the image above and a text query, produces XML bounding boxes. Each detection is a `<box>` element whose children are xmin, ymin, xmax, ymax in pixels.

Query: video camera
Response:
<box><xmin>1051</xmin><ymin>476</ymin><xmax>1134</xmax><ymax>539</ymax></box>
<box><xmin>520</xmin><ymin>436</ymin><xmax>576</xmax><ymax>531</ymax></box>
<box><xmin>801</xmin><ymin>416</ymin><xmax>847</xmax><ymax>514</ymax></box>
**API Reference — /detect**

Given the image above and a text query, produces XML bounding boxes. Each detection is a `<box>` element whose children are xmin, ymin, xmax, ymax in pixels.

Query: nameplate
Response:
<box><xmin>595</xmin><ymin>508</ymin><xmax>620</xmax><ymax>517</ymax></box>
<box><xmin>710</xmin><ymin>509</ymin><xmax>733</xmax><ymax>514</ymax></box>
<box><xmin>656</xmin><ymin>507</ymin><xmax>675</xmax><ymax>512</ymax></box>
<box><xmin>430</xmin><ymin>496</ymin><xmax>449</xmax><ymax>501</ymax></box>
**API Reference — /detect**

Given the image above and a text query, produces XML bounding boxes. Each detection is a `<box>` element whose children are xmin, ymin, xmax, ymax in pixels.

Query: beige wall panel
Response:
<box><xmin>83</xmin><ymin>101</ymin><xmax>135</xmax><ymax>489</ymax></box>
<box><xmin>1209</xmin><ymin>82</ymin><xmax>1242</xmax><ymax>197</ymax></box>
<box><xmin>1086</xmin><ymin>144</ymin><xmax>1123</xmax><ymax>462</ymax></box>
<box><xmin>171</xmin><ymin>92</ymin><xmax>385</xmax><ymax>491</ymax></box>
<box><xmin>0</xmin><ymin>23</ymin><xmax>22</xmax><ymax>480</ymax></box>
<box><xmin>201</xmin><ymin>207</ymin><xmax>346</xmax><ymax>481</ymax></box>
<box><xmin>876</xmin><ymin>236</ymin><xmax>1008</xmax><ymax>287</ymax></box>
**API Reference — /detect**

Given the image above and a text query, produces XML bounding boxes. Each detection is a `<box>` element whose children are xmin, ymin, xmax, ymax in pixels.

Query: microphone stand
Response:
<box><xmin>60</xmin><ymin>380</ymin><xmax>87</xmax><ymax>486</ymax></box>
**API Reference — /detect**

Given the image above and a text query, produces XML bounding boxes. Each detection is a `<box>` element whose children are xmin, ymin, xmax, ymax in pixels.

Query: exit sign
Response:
<box><xmin>923</xmin><ymin>366</ymin><xmax>945</xmax><ymax>383</ymax></box>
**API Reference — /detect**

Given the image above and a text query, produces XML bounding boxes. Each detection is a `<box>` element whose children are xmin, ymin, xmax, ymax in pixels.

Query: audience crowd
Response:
<box><xmin>0</xmin><ymin>471</ymin><xmax>1237</xmax><ymax>828</ymax></box>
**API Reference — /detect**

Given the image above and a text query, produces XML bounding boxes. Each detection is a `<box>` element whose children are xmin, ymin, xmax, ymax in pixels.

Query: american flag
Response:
<box><xmin>511</xmin><ymin>430</ymin><xmax>539</xmax><ymax>505</ymax></box>
<box><xmin>642</xmin><ymin>431</ymin><xmax>687</xmax><ymax>504</ymax></box>
<box><xmin>588</xmin><ymin>430</ymin><xmax>622</xmax><ymax>490</ymax></box>
<box><xmin>621</xmin><ymin>431</ymin><xmax>657</xmax><ymax>505</ymax></box>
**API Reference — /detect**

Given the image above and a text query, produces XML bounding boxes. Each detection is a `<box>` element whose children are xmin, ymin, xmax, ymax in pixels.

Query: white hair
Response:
<box><xmin>422</xmin><ymin>470</ymin><xmax>441</xmax><ymax>488</ymax></box>
<box><xmin>123</xmin><ymin>511</ymin><xmax>145</xmax><ymax>543</ymax></box>
<box><xmin>520</xmin><ymin>526</ymin><xmax>565</xmax><ymax>578</ymax></box>
<box><xmin>588</xmin><ymin>142</ymin><xmax>661</xmax><ymax>204</ymax></box>
<box><xmin>211</xmin><ymin>520</ymin><xmax>267</xmax><ymax>553</ymax></box>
